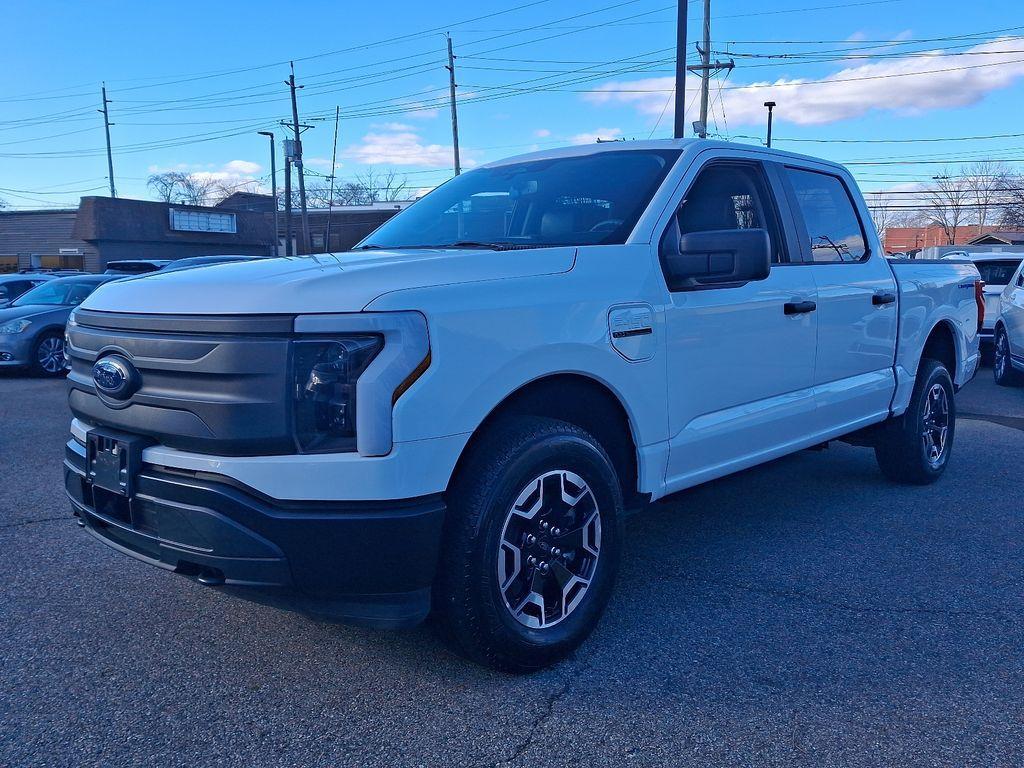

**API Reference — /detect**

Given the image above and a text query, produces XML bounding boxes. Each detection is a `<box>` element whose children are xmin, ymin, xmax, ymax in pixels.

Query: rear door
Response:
<box><xmin>781</xmin><ymin>165</ymin><xmax>899</xmax><ymax>433</ymax></box>
<box><xmin>660</xmin><ymin>153</ymin><xmax>820</xmax><ymax>491</ymax></box>
<box><xmin>1003</xmin><ymin>263</ymin><xmax>1024</xmax><ymax>361</ymax></box>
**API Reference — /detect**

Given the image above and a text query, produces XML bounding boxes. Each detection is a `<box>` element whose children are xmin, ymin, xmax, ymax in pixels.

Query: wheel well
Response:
<box><xmin>451</xmin><ymin>374</ymin><xmax>642</xmax><ymax>507</ymax></box>
<box><xmin>921</xmin><ymin>321</ymin><xmax>957</xmax><ymax>379</ymax></box>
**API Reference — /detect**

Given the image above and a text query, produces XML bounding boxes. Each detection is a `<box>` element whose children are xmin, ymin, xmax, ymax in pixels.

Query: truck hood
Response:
<box><xmin>81</xmin><ymin>247</ymin><xmax>577</xmax><ymax>315</ymax></box>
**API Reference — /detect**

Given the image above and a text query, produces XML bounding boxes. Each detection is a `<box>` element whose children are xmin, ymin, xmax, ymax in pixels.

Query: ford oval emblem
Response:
<box><xmin>92</xmin><ymin>355</ymin><xmax>139</xmax><ymax>400</ymax></box>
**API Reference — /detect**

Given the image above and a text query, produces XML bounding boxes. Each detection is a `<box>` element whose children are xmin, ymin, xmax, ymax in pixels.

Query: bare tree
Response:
<box><xmin>360</xmin><ymin>168</ymin><xmax>409</xmax><ymax>202</ymax></box>
<box><xmin>148</xmin><ymin>171</ymin><xmax>260</xmax><ymax>206</ymax></box>
<box><xmin>147</xmin><ymin>172</ymin><xmax>188</xmax><ymax>203</ymax></box>
<box><xmin>301</xmin><ymin>169</ymin><xmax>411</xmax><ymax>207</ymax></box>
<box><xmin>1000</xmin><ymin>173</ymin><xmax>1024</xmax><ymax>228</ymax></box>
<box><xmin>868</xmin><ymin>193</ymin><xmax>897</xmax><ymax>244</ymax></box>
<box><xmin>926</xmin><ymin>170</ymin><xmax>973</xmax><ymax>245</ymax></box>
<box><xmin>963</xmin><ymin>160</ymin><xmax>1011</xmax><ymax>236</ymax></box>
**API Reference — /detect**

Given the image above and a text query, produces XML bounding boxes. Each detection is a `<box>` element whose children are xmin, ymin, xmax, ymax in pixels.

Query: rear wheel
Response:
<box><xmin>30</xmin><ymin>332</ymin><xmax>67</xmax><ymax>377</ymax></box>
<box><xmin>993</xmin><ymin>327</ymin><xmax>1023</xmax><ymax>387</ymax></box>
<box><xmin>435</xmin><ymin>417</ymin><xmax>623</xmax><ymax>672</ymax></box>
<box><xmin>874</xmin><ymin>359</ymin><xmax>955</xmax><ymax>485</ymax></box>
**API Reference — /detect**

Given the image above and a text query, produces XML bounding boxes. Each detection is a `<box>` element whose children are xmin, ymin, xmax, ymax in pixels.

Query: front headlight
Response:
<box><xmin>0</xmin><ymin>319</ymin><xmax>31</xmax><ymax>334</ymax></box>
<box><xmin>292</xmin><ymin>335</ymin><xmax>383</xmax><ymax>452</ymax></box>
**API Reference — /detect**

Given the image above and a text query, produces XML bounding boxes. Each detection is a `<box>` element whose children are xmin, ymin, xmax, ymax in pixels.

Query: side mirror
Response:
<box><xmin>662</xmin><ymin>228</ymin><xmax>771</xmax><ymax>289</ymax></box>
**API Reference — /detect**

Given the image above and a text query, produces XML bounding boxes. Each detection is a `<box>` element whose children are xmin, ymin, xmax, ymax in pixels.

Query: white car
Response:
<box><xmin>64</xmin><ymin>139</ymin><xmax>982</xmax><ymax>671</ymax></box>
<box><xmin>958</xmin><ymin>253</ymin><xmax>1024</xmax><ymax>353</ymax></box>
<box><xmin>994</xmin><ymin>259</ymin><xmax>1024</xmax><ymax>386</ymax></box>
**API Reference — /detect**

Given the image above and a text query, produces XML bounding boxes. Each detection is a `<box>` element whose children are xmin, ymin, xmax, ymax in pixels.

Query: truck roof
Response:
<box><xmin>480</xmin><ymin>138</ymin><xmax>848</xmax><ymax>174</ymax></box>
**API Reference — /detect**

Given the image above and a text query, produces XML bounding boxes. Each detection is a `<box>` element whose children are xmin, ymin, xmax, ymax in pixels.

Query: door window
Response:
<box><xmin>786</xmin><ymin>168</ymin><xmax>868</xmax><ymax>263</ymax></box>
<box><xmin>670</xmin><ymin>162</ymin><xmax>786</xmax><ymax>264</ymax></box>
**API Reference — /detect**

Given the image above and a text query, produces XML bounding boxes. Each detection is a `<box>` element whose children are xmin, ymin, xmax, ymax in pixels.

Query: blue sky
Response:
<box><xmin>1</xmin><ymin>0</ymin><xmax>1023</xmax><ymax>208</ymax></box>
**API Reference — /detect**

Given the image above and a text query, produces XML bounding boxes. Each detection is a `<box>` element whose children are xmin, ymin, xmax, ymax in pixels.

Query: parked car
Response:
<box><xmin>104</xmin><ymin>259</ymin><xmax>172</xmax><ymax>275</ymax></box>
<box><xmin>0</xmin><ymin>273</ymin><xmax>54</xmax><ymax>309</ymax></box>
<box><xmin>65</xmin><ymin>140</ymin><xmax>982</xmax><ymax>671</ymax></box>
<box><xmin>961</xmin><ymin>253</ymin><xmax>1024</xmax><ymax>355</ymax></box>
<box><xmin>157</xmin><ymin>255</ymin><xmax>260</xmax><ymax>273</ymax></box>
<box><xmin>0</xmin><ymin>274</ymin><xmax>119</xmax><ymax>376</ymax></box>
<box><xmin>993</xmin><ymin>259</ymin><xmax>1024</xmax><ymax>386</ymax></box>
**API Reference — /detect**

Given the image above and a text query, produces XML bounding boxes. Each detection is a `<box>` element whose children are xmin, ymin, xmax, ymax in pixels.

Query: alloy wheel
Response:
<box><xmin>37</xmin><ymin>336</ymin><xmax>65</xmax><ymax>374</ymax></box>
<box><xmin>921</xmin><ymin>382</ymin><xmax>950</xmax><ymax>467</ymax></box>
<box><xmin>497</xmin><ymin>470</ymin><xmax>601</xmax><ymax>629</ymax></box>
<box><xmin>996</xmin><ymin>332</ymin><xmax>1009</xmax><ymax>380</ymax></box>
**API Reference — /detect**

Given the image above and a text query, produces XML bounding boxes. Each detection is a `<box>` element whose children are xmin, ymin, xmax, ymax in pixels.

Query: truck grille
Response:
<box><xmin>67</xmin><ymin>310</ymin><xmax>297</xmax><ymax>456</ymax></box>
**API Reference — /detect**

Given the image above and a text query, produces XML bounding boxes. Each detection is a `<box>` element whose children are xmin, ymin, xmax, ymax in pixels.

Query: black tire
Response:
<box><xmin>874</xmin><ymin>359</ymin><xmax>955</xmax><ymax>485</ymax></box>
<box><xmin>993</xmin><ymin>327</ymin><xmax>1023</xmax><ymax>387</ymax></box>
<box><xmin>435</xmin><ymin>416</ymin><xmax>623</xmax><ymax>672</ymax></box>
<box><xmin>30</xmin><ymin>331</ymin><xmax>67</xmax><ymax>378</ymax></box>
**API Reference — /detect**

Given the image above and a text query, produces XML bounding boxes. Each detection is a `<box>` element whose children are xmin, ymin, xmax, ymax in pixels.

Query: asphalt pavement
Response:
<box><xmin>1</xmin><ymin>369</ymin><xmax>1022</xmax><ymax>767</ymax></box>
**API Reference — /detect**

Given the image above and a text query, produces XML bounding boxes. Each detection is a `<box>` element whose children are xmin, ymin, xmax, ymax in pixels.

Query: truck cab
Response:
<box><xmin>64</xmin><ymin>140</ymin><xmax>981</xmax><ymax>671</ymax></box>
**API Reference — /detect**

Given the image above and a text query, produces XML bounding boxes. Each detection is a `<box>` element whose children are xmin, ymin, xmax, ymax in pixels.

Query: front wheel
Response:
<box><xmin>435</xmin><ymin>417</ymin><xmax>623</xmax><ymax>672</ymax></box>
<box><xmin>993</xmin><ymin>327</ymin><xmax>1023</xmax><ymax>387</ymax></box>
<box><xmin>31</xmin><ymin>332</ymin><xmax>67</xmax><ymax>377</ymax></box>
<box><xmin>874</xmin><ymin>359</ymin><xmax>955</xmax><ymax>485</ymax></box>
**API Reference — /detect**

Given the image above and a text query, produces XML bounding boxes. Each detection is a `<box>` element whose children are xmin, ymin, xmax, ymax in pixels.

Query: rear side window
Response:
<box><xmin>786</xmin><ymin>168</ymin><xmax>867</xmax><ymax>263</ymax></box>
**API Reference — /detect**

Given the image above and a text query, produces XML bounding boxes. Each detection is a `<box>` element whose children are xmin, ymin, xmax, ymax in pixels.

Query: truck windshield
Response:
<box><xmin>357</xmin><ymin>149</ymin><xmax>680</xmax><ymax>250</ymax></box>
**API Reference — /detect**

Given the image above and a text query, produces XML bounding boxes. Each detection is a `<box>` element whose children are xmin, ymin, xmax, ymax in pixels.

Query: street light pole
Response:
<box><xmin>257</xmin><ymin>131</ymin><xmax>279</xmax><ymax>256</ymax></box>
<box><xmin>673</xmin><ymin>0</ymin><xmax>688</xmax><ymax>139</ymax></box>
<box><xmin>763</xmin><ymin>101</ymin><xmax>776</xmax><ymax>148</ymax></box>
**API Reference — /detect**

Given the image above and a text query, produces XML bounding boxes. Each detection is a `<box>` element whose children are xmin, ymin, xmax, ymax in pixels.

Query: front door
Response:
<box><xmin>661</xmin><ymin>157</ymin><xmax>819</xmax><ymax>492</ymax></box>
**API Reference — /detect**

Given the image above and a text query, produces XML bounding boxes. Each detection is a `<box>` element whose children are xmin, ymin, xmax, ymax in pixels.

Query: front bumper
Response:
<box><xmin>64</xmin><ymin>440</ymin><xmax>445</xmax><ymax>628</ymax></box>
<box><xmin>0</xmin><ymin>334</ymin><xmax>33</xmax><ymax>366</ymax></box>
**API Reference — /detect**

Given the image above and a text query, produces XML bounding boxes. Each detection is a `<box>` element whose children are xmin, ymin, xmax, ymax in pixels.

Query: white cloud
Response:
<box><xmin>371</xmin><ymin>122</ymin><xmax>415</xmax><ymax>132</ymax></box>
<box><xmin>534</xmin><ymin>128</ymin><xmax>552</xmax><ymax>138</ymax></box>
<box><xmin>223</xmin><ymin>159</ymin><xmax>261</xmax><ymax>175</ymax></box>
<box><xmin>345</xmin><ymin>125</ymin><xmax>477</xmax><ymax>167</ymax></box>
<box><xmin>570</xmin><ymin>127</ymin><xmax>622</xmax><ymax>145</ymax></box>
<box><xmin>584</xmin><ymin>37</ymin><xmax>1024</xmax><ymax>127</ymax></box>
<box><xmin>305</xmin><ymin>156</ymin><xmax>342</xmax><ymax>171</ymax></box>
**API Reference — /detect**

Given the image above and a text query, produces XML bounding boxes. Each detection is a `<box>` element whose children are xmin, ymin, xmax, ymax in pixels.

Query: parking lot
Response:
<box><xmin>1</xmin><ymin>370</ymin><xmax>1022</xmax><ymax>768</ymax></box>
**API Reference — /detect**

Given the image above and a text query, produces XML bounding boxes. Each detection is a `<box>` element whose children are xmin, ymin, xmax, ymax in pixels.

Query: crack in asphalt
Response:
<box><xmin>0</xmin><ymin>515</ymin><xmax>70</xmax><ymax>532</ymax></box>
<box><xmin>959</xmin><ymin>412</ymin><xmax>1024</xmax><ymax>432</ymax></box>
<box><xmin>491</xmin><ymin>665</ymin><xmax>579</xmax><ymax>768</ymax></box>
<box><xmin>673</xmin><ymin>574</ymin><xmax>1024</xmax><ymax>621</ymax></box>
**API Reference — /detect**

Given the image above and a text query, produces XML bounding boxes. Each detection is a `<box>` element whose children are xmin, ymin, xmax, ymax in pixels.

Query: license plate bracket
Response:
<box><xmin>86</xmin><ymin>428</ymin><xmax>151</xmax><ymax>497</ymax></box>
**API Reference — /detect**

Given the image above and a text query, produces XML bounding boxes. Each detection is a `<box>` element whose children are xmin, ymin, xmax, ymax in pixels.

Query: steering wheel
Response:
<box><xmin>589</xmin><ymin>219</ymin><xmax>624</xmax><ymax>233</ymax></box>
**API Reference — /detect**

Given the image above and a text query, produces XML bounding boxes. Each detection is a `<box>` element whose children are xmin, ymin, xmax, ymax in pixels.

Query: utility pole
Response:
<box><xmin>698</xmin><ymin>0</ymin><xmax>712</xmax><ymax>138</ymax></box>
<box><xmin>283</xmin><ymin>155</ymin><xmax>293</xmax><ymax>258</ymax></box>
<box><xmin>286</xmin><ymin>63</ymin><xmax>311</xmax><ymax>253</ymax></box>
<box><xmin>687</xmin><ymin>0</ymin><xmax>734</xmax><ymax>138</ymax></box>
<box><xmin>99</xmin><ymin>83</ymin><xmax>116</xmax><ymax>198</ymax></box>
<box><xmin>673</xmin><ymin>0</ymin><xmax>687</xmax><ymax>139</ymax></box>
<box><xmin>445</xmin><ymin>33</ymin><xmax>462</xmax><ymax>175</ymax></box>
<box><xmin>257</xmin><ymin>131</ymin><xmax>279</xmax><ymax>256</ymax></box>
<box><xmin>324</xmin><ymin>106</ymin><xmax>340</xmax><ymax>253</ymax></box>
<box><xmin>763</xmin><ymin>102</ymin><xmax>776</xmax><ymax>148</ymax></box>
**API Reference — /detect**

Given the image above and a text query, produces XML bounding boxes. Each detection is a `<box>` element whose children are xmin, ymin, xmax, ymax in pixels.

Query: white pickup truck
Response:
<box><xmin>64</xmin><ymin>140</ymin><xmax>983</xmax><ymax>671</ymax></box>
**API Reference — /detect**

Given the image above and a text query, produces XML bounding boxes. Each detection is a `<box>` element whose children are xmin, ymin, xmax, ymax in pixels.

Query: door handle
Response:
<box><xmin>784</xmin><ymin>300</ymin><xmax>817</xmax><ymax>315</ymax></box>
<box><xmin>872</xmin><ymin>291</ymin><xmax>897</xmax><ymax>306</ymax></box>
